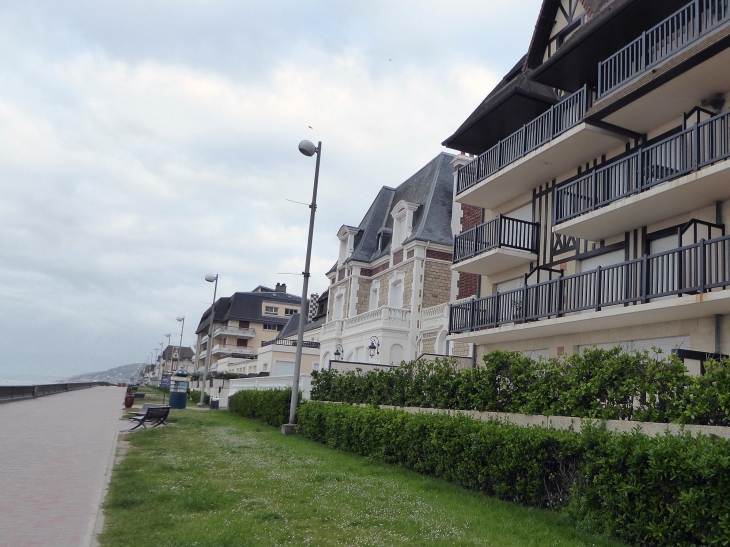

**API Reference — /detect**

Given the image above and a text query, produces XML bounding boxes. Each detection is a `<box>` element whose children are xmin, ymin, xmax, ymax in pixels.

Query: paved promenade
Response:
<box><xmin>0</xmin><ymin>386</ymin><xmax>126</xmax><ymax>547</ymax></box>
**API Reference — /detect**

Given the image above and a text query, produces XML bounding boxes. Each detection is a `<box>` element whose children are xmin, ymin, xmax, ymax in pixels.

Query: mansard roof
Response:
<box><xmin>195</xmin><ymin>290</ymin><xmax>302</xmax><ymax>334</ymax></box>
<box><xmin>338</xmin><ymin>152</ymin><xmax>455</xmax><ymax>266</ymax></box>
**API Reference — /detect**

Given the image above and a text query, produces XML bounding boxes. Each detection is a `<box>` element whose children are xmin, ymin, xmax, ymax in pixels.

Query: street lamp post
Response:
<box><xmin>284</xmin><ymin>139</ymin><xmax>322</xmax><ymax>433</ymax></box>
<box><xmin>164</xmin><ymin>334</ymin><xmax>172</xmax><ymax>373</ymax></box>
<box><xmin>200</xmin><ymin>274</ymin><xmax>219</xmax><ymax>407</ymax></box>
<box><xmin>176</xmin><ymin>317</ymin><xmax>185</xmax><ymax>373</ymax></box>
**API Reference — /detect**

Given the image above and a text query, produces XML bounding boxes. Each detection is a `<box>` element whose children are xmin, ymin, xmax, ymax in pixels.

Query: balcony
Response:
<box><xmin>598</xmin><ymin>0</ymin><xmax>729</xmax><ymax>98</ymax></box>
<box><xmin>261</xmin><ymin>339</ymin><xmax>320</xmax><ymax>349</ymax></box>
<box><xmin>449</xmin><ymin>234</ymin><xmax>730</xmax><ymax>344</ymax></box>
<box><xmin>452</xmin><ymin>215</ymin><xmax>539</xmax><ymax>276</ymax></box>
<box><xmin>554</xmin><ymin>110</ymin><xmax>730</xmax><ymax>241</ymax></box>
<box><xmin>593</xmin><ymin>0</ymin><xmax>730</xmax><ymax>133</ymax></box>
<box><xmin>321</xmin><ymin>307</ymin><xmax>411</xmax><ymax>342</ymax></box>
<box><xmin>456</xmin><ymin>86</ymin><xmax>626</xmax><ymax>210</ymax></box>
<box><xmin>213</xmin><ymin>325</ymin><xmax>255</xmax><ymax>338</ymax></box>
<box><xmin>211</xmin><ymin>344</ymin><xmax>254</xmax><ymax>357</ymax></box>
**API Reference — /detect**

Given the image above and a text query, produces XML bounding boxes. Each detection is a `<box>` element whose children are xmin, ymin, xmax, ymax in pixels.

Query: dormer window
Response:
<box><xmin>376</xmin><ymin>227</ymin><xmax>392</xmax><ymax>253</ymax></box>
<box><xmin>336</xmin><ymin>226</ymin><xmax>359</xmax><ymax>267</ymax></box>
<box><xmin>390</xmin><ymin>201</ymin><xmax>419</xmax><ymax>251</ymax></box>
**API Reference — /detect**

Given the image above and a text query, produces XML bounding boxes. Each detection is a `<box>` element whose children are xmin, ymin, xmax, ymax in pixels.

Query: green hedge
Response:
<box><xmin>311</xmin><ymin>349</ymin><xmax>730</xmax><ymax>425</ymax></box>
<box><xmin>298</xmin><ymin>402</ymin><xmax>730</xmax><ymax>547</ymax></box>
<box><xmin>188</xmin><ymin>390</ymin><xmax>210</xmax><ymax>404</ymax></box>
<box><xmin>227</xmin><ymin>389</ymin><xmax>299</xmax><ymax>427</ymax></box>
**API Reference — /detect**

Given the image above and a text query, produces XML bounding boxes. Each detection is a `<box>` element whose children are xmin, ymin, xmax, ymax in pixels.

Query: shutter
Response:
<box><xmin>631</xmin><ymin>336</ymin><xmax>689</xmax><ymax>355</ymax></box>
<box><xmin>528</xmin><ymin>349</ymin><xmax>550</xmax><ymax>360</ymax></box>
<box><xmin>508</xmin><ymin>203</ymin><xmax>533</xmax><ymax>222</ymax></box>
<box><xmin>496</xmin><ymin>277</ymin><xmax>525</xmax><ymax>293</ymax></box>
<box><xmin>580</xmin><ymin>249</ymin><xmax>625</xmax><ymax>273</ymax></box>
<box><xmin>579</xmin><ymin>342</ymin><xmax>632</xmax><ymax>353</ymax></box>
<box><xmin>273</xmin><ymin>360</ymin><xmax>295</xmax><ymax>376</ymax></box>
<box><xmin>650</xmin><ymin>235</ymin><xmax>679</xmax><ymax>254</ymax></box>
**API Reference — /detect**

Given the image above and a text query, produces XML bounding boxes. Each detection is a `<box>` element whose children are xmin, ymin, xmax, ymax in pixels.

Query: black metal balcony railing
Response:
<box><xmin>598</xmin><ymin>0</ymin><xmax>729</xmax><ymax>98</ymax></box>
<box><xmin>456</xmin><ymin>86</ymin><xmax>591</xmax><ymax>195</ymax></box>
<box><xmin>261</xmin><ymin>339</ymin><xmax>321</xmax><ymax>349</ymax></box>
<box><xmin>453</xmin><ymin>215</ymin><xmax>540</xmax><ymax>263</ymax></box>
<box><xmin>554</xmin><ymin>109</ymin><xmax>730</xmax><ymax>224</ymax></box>
<box><xmin>449</xmin><ymin>233</ymin><xmax>730</xmax><ymax>334</ymax></box>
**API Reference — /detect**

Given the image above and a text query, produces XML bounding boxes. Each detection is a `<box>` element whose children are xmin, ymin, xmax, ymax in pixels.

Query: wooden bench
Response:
<box><xmin>129</xmin><ymin>406</ymin><xmax>170</xmax><ymax>430</ymax></box>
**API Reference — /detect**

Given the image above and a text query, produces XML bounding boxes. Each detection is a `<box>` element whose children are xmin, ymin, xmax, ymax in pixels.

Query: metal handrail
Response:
<box><xmin>598</xmin><ymin>0</ymin><xmax>729</xmax><ymax>97</ymax></box>
<box><xmin>456</xmin><ymin>86</ymin><xmax>590</xmax><ymax>195</ymax></box>
<box><xmin>453</xmin><ymin>215</ymin><xmax>540</xmax><ymax>263</ymax></box>
<box><xmin>554</xmin><ymin>109</ymin><xmax>730</xmax><ymax>224</ymax></box>
<box><xmin>450</xmin><ymin>233</ymin><xmax>730</xmax><ymax>334</ymax></box>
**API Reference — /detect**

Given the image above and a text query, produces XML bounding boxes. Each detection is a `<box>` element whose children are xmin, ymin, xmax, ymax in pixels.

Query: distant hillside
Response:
<box><xmin>66</xmin><ymin>363</ymin><xmax>146</xmax><ymax>384</ymax></box>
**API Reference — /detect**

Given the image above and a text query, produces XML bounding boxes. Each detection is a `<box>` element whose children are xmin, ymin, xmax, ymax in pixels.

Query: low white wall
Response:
<box><xmin>228</xmin><ymin>374</ymin><xmax>312</xmax><ymax>403</ymax></box>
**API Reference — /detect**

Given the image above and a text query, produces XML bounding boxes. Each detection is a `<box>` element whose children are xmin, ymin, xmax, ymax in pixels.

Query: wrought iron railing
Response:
<box><xmin>453</xmin><ymin>215</ymin><xmax>540</xmax><ymax>263</ymax></box>
<box><xmin>449</xmin><ymin>233</ymin><xmax>730</xmax><ymax>334</ymax></box>
<box><xmin>554</xmin><ymin>109</ymin><xmax>730</xmax><ymax>224</ymax></box>
<box><xmin>456</xmin><ymin>86</ymin><xmax>591</xmax><ymax>195</ymax></box>
<box><xmin>261</xmin><ymin>339</ymin><xmax>321</xmax><ymax>349</ymax></box>
<box><xmin>598</xmin><ymin>0</ymin><xmax>729</xmax><ymax>97</ymax></box>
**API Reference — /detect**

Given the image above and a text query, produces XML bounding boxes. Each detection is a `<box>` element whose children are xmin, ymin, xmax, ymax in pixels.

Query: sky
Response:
<box><xmin>0</xmin><ymin>0</ymin><xmax>542</xmax><ymax>381</ymax></box>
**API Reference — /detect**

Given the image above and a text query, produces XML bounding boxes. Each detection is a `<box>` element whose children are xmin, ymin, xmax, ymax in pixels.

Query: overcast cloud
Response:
<box><xmin>0</xmin><ymin>0</ymin><xmax>541</xmax><ymax>381</ymax></box>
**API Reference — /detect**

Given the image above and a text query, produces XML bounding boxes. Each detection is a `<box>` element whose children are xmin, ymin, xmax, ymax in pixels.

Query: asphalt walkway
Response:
<box><xmin>0</xmin><ymin>386</ymin><xmax>127</xmax><ymax>547</ymax></box>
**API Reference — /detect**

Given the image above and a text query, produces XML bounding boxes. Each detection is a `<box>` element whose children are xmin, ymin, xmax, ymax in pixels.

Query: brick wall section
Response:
<box><xmin>377</xmin><ymin>262</ymin><xmax>413</xmax><ymax>309</ymax></box>
<box><xmin>372</xmin><ymin>262</ymin><xmax>389</xmax><ymax>276</ymax></box>
<box><xmin>457</xmin><ymin>203</ymin><xmax>483</xmax><ymax>299</ymax></box>
<box><xmin>426</xmin><ymin>250</ymin><xmax>452</xmax><ymax>261</ymax></box>
<box><xmin>451</xmin><ymin>341</ymin><xmax>471</xmax><ymax>358</ymax></box>
<box><xmin>407</xmin><ymin>249</ymin><xmax>414</xmax><ymax>259</ymax></box>
<box><xmin>423</xmin><ymin>260</ymin><xmax>452</xmax><ymax>309</ymax></box>
<box><xmin>356</xmin><ymin>278</ymin><xmax>371</xmax><ymax>315</ymax></box>
<box><xmin>337</xmin><ymin>269</ymin><xmax>345</xmax><ymax>282</ymax></box>
<box><xmin>360</xmin><ymin>268</ymin><xmax>373</xmax><ymax>277</ymax></box>
<box><xmin>393</xmin><ymin>249</ymin><xmax>404</xmax><ymax>265</ymax></box>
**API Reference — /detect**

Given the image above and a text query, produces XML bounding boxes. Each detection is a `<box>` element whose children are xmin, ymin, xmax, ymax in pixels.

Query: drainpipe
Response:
<box><xmin>717</xmin><ymin>201</ymin><xmax>724</xmax><ymax>355</ymax></box>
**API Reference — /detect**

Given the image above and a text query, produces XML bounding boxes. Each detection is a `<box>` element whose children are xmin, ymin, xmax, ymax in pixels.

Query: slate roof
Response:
<box><xmin>278</xmin><ymin>313</ymin><xmax>327</xmax><ymax>340</ymax></box>
<box><xmin>195</xmin><ymin>290</ymin><xmax>302</xmax><ymax>334</ymax></box>
<box><xmin>161</xmin><ymin>345</ymin><xmax>194</xmax><ymax>360</ymax></box>
<box><xmin>338</xmin><ymin>152</ymin><xmax>455</xmax><ymax>266</ymax></box>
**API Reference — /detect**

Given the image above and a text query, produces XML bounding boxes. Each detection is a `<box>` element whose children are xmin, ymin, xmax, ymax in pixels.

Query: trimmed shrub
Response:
<box><xmin>188</xmin><ymin>390</ymin><xmax>210</xmax><ymax>404</ymax></box>
<box><xmin>228</xmin><ymin>389</ymin><xmax>299</xmax><ymax>427</ymax></box>
<box><xmin>312</xmin><ymin>349</ymin><xmax>730</xmax><ymax>426</ymax></box>
<box><xmin>298</xmin><ymin>402</ymin><xmax>730</xmax><ymax>547</ymax></box>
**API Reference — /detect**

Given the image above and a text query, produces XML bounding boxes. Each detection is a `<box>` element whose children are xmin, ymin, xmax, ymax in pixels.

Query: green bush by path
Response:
<box><xmin>228</xmin><ymin>388</ymin><xmax>299</xmax><ymax>427</ymax></box>
<box><xmin>311</xmin><ymin>348</ymin><xmax>730</xmax><ymax>425</ymax></box>
<box><xmin>298</xmin><ymin>401</ymin><xmax>730</xmax><ymax>547</ymax></box>
<box><xmin>188</xmin><ymin>390</ymin><xmax>210</xmax><ymax>405</ymax></box>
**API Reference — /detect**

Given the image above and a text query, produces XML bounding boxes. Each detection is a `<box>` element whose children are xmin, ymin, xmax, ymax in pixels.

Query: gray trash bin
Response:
<box><xmin>210</xmin><ymin>397</ymin><xmax>220</xmax><ymax>410</ymax></box>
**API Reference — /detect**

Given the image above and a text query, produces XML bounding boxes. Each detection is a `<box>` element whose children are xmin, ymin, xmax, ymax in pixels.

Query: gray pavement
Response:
<box><xmin>0</xmin><ymin>386</ymin><xmax>127</xmax><ymax>547</ymax></box>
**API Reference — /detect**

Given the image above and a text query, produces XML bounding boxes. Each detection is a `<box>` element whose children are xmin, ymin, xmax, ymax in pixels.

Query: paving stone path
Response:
<box><xmin>0</xmin><ymin>386</ymin><xmax>127</xmax><ymax>547</ymax></box>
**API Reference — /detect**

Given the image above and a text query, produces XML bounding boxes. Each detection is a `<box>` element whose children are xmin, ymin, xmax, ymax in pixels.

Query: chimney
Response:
<box><xmin>275</xmin><ymin>283</ymin><xmax>287</xmax><ymax>293</ymax></box>
<box><xmin>308</xmin><ymin>293</ymin><xmax>319</xmax><ymax>322</ymax></box>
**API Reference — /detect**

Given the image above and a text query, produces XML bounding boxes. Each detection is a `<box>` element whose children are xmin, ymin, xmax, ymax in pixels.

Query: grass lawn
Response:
<box><xmin>99</xmin><ymin>410</ymin><xmax>625</xmax><ymax>547</ymax></box>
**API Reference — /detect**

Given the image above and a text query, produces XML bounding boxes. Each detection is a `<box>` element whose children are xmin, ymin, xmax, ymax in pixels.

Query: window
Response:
<box><xmin>388</xmin><ymin>279</ymin><xmax>404</xmax><ymax>308</ymax></box>
<box><xmin>236</xmin><ymin>339</ymin><xmax>248</xmax><ymax>347</ymax></box>
<box><xmin>285</xmin><ymin>308</ymin><xmax>297</xmax><ymax>316</ymax></box>
<box><xmin>263</xmin><ymin>324</ymin><xmax>282</xmax><ymax>331</ymax></box>
<box><xmin>333</xmin><ymin>293</ymin><xmax>345</xmax><ymax>320</ymax></box>
<box><xmin>369</xmin><ymin>284</ymin><xmax>380</xmax><ymax>311</ymax></box>
<box><xmin>265</xmin><ymin>305</ymin><xmax>279</xmax><ymax>315</ymax></box>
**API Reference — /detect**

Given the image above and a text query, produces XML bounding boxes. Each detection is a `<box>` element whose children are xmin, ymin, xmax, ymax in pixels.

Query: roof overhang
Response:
<box><xmin>532</xmin><ymin>0</ymin><xmax>690</xmax><ymax>91</ymax></box>
<box><xmin>443</xmin><ymin>87</ymin><xmax>557</xmax><ymax>155</ymax></box>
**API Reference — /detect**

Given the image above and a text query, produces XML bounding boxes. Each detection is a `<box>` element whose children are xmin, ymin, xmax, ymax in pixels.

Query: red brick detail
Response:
<box><xmin>457</xmin><ymin>273</ymin><xmax>478</xmax><ymax>299</ymax></box>
<box><xmin>461</xmin><ymin>204</ymin><xmax>483</xmax><ymax>232</ymax></box>
<box><xmin>372</xmin><ymin>262</ymin><xmax>389</xmax><ymax>276</ymax></box>
<box><xmin>360</xmin><ymin>268</ymin><xmax>373</xmax><ymax>277</ymax></box>
<box><xmin>337</xmin><ymin>269</ymin><xmax>345</xmax><ymax>281</ymax></box>
<box><xmin>407</xmin><ymin>249</ymin><xmax>414</xmax><ymax>259</ymax></box>
<box><xmin>393</xmin><ymin>250</ymin><xmax>404</xmax><ymax>265</ymax></box>
<box><xmin>426</xmin><ymin>250</ymin><xmax>452</xmax><ymax>261</ymax></box>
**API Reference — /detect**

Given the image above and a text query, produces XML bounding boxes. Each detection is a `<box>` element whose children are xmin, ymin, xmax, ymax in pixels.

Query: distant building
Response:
<box><xmin>194</xmin><ymin>284</ymin><xmax>304</xmax><ymax>374</ymax></box>
<box><xmin>160</xmin><ymin>345</ymin><xmax>194</xmax><ymax>374</ymax></box>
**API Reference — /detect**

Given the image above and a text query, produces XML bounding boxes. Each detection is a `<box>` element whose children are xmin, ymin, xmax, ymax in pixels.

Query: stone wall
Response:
<box><xmin>356</xmin><ymin>277</ymin><xmax>371</xmax><ymax>315</ymax></box>
<box><xmin>423</xmin><ymin>260</ymin><xmax>452</xmax><ymax>309</ymax></box>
